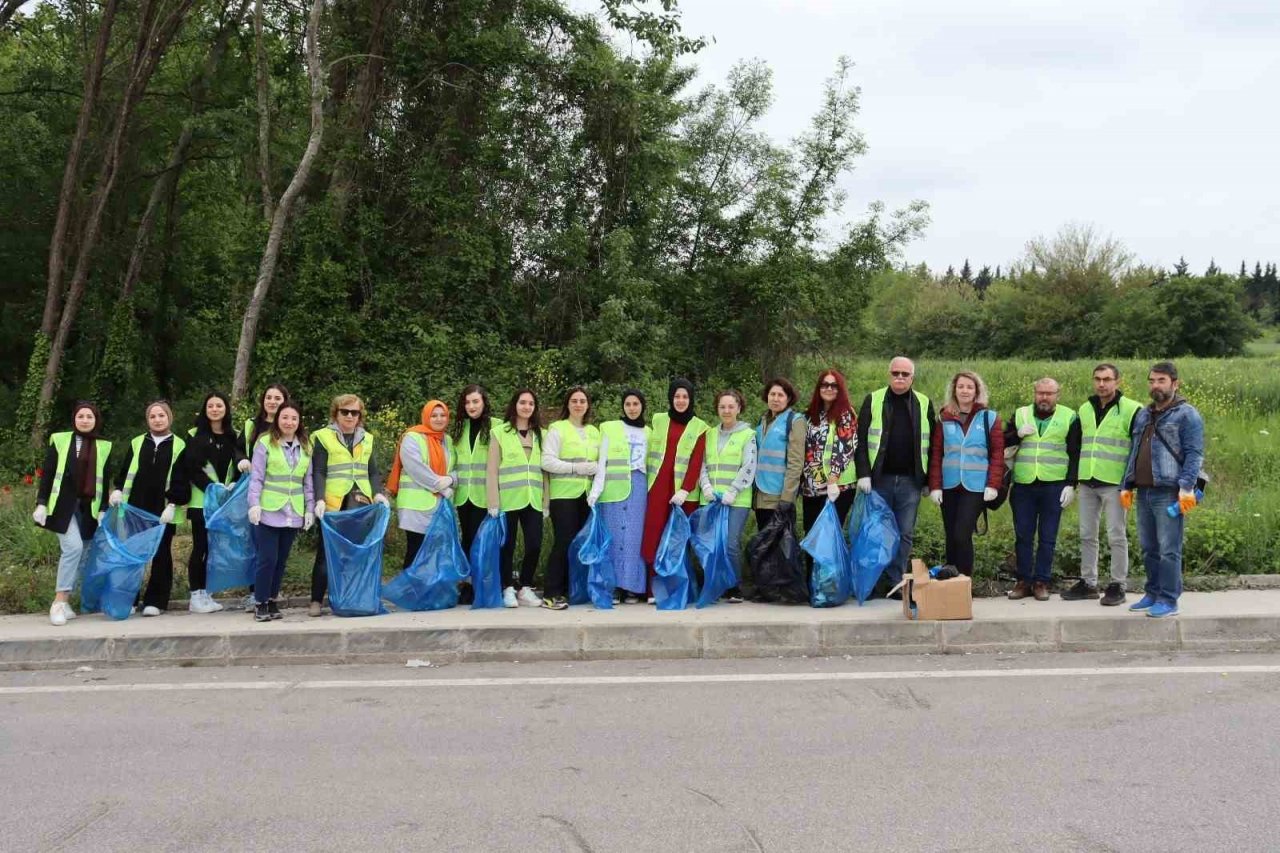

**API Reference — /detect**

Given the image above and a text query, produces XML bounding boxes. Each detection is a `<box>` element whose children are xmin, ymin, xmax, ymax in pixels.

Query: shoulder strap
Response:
<box><xmin>1149</xmin><ymin>410</ymin><xmax>1185</xmax><ymax>465</ymax></box>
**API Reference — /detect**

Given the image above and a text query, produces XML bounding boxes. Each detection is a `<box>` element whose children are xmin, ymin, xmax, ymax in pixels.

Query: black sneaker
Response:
<box><xmin>1100</xmin><ymin>582</ymin><xmax>1126</xmax><ymax>606</ymax></box>
<box><xmin>254</xmin><ymin>603</ymin><xmax>271</xmax><ymax>622</ymax></box>
<box><xmin>267</xmin><ymin>600</ymin><xmax>282</xmax><ymax>620</ymax></box>
<box><xmin>1060</xmin><ymin>580</ymin><xmax>1099</xmax><ymax>601</ymax></box>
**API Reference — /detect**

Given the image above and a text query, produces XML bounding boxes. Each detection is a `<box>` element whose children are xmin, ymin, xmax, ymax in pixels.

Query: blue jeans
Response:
<box><xmin>1010</xmin><ymin>482</ymin><xmax>1065</xmax><ymax>583</ymax></box>
<box><xmin>873</xmin><ymin>474</ymin><xmax>922</xmax><ymax>586</ymax></box>
<box><xmin>1136</xmin><ymin>487</ymin><xmax>1184</xmax><ymax>605</ymax></box>
<box><xmin>253</xmin><ymin>525</ymin><xmax>299</xmax><ymax>603</ymax></box>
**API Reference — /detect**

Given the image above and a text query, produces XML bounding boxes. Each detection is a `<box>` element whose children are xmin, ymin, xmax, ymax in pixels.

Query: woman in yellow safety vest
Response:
<box><xmin>540</xmin><ymin>387</ymin><xmax>601</xmax><ymax>610</ymax></box>
<box><xmin>246</xmin><ymin>402</ymin><xmax>314</xmax><ymax>622</ymax></box>
<box><xmin>698</xmin><ymin>389</ymin><xmax>757</xmax><ymax>603</ymax></box>
<box><xmin>449</xmin><ymin>385</ymin><xmax>496</xmax><ymax>558</ymax></box>
<box><xmin>184</xmin><ymin>392</ymin><xmax>251</xmax><ymax>615</ymax></box>
<box><xmin>588</xmin><ymin>389</ymin><xmax>650</xmax><ymax>604</ymax></box>
<box><xmin>109</xmin><ymin>400</ymin><xmax>190</xmax><ymax>617</ymax></box>
<box><xmin>32</xmin><ymin>402</ymin><xmax>112</xmax><ymax>627</ymax></box>
<box><xmin>485</xmin><ymin>388</ymin><xmax>549</xmax><ymax>609</ymax></box>
<box><xmin>390</xmin><ymin>400</ymin><xmax>453</xmax><ymax>570</ymax></box>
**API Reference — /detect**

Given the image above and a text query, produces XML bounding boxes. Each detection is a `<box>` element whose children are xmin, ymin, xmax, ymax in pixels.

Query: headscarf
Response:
<box><xmin>388</xmin><ymin>401</ymin><xmax>450</xmax><ymax>496</ymax></box>
<box><xmin>71</xmin><ymin>402</ymin><xmax>102</xmax><ymax>500</ymax></box>
<box><xmin>621</xmin><ymin>389</ymin><xmax>647</xmax><ymax>429</ymax></box>
<box><xmin>667</xmin><ymin>378</ymin><xmax>696</xmax><ymax>426</ymax></box>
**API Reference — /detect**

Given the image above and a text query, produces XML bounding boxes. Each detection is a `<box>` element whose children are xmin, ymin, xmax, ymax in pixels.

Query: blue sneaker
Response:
<box><xmin>1147</xmin><ymin>601</ymin><xmax>1179</xmax><ymax>618</ymax></box>
<box><xmin>1129</xmin><ymin>594</ymin><xmax>1156</xmax><ymax>612</ymax></box>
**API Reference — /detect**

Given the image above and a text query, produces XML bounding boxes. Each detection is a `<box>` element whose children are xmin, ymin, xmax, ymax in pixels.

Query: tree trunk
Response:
<box><xmin>29</xmin><ymin>0</ymin><xmax>196</xmax><ymax>450</ymax></box>
<box><xmin>327</xmin><ymin>0</ymin><xmax>392</xmax><ymax>220</ymax></box>
<box><xmin>232</xmin><ymin>0</ymin><xmax>327</xmax><ymax>404</ymax></box>
<box><xmin>255</xmin><ymin>0</ymin><xmax>274</xmax><ymax>222</ymax></box>
<box><xmin>0</xmin><ymin>0</ymin><xmax>27</xmax><ymax>30</ymax></box>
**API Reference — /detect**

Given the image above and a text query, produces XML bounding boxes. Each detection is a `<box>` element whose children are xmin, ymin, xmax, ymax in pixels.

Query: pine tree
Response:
<box><xmin>1205</xmin><ymin>258</ymin><xmax>1219</xmax><ymax>276</ymax></box>
<box><xmin>1173</xmin><ymin>256</ymin><xmax>1190</xmax><ymax>277</ymax></box>
<box><xmin>960</xmin><ymin>258</ymin><xmax>972</xmax><ymax>282</ymax></box>
<box><xmin>974</xmin><ymin>265</ymin><xmax>993</xmax><ymax>297</ymax></box>
<box><xmin>1239</xmin><ymin>260</ymin><xmax>1248</xmax><ymax>279</ymax></box>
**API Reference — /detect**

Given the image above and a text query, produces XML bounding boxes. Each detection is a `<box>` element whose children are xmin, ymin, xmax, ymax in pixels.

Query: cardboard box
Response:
<box><xmin>898</xmin><ymin>559</ymin><xmax>972</xmax><ymax>621</ymax></box>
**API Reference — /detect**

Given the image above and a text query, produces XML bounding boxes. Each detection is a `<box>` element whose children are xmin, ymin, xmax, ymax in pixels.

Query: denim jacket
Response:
<box><xmin>1122</xmin><ymin>397</ymin><xmax>1205</xmax><ymax>491</ymax></box>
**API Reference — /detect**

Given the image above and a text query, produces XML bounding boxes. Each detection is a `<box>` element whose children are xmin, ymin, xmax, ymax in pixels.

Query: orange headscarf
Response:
<box><xmin>387</xmin><ymin>401</ymin><xmax>450</xmax><ymax>497</ymax></box>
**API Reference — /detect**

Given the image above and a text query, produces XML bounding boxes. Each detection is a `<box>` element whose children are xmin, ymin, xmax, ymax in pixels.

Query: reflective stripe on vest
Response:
<box><xmin>598</xmin><ymin>421</ymin><xmax>644</xmax><ymax>504</ymax></box>
<box><xmin>866</xmin><ymin>388</ymin><xmax>930</xmax><ymax>474</ymax></box>
<box><xmin>1013</xmin><ymin>405</ymin><xmax>1074</xmax><ymax>484</ymax></box>
<box><xmin>701</xmin><ymin>428</ymin><xmax>754</xmax><ymax>507</ymax></box>
<box><xmin>396</xmin><ymin>432</ymin><xmax>453</xmax><ymax>513</ymax></box>
<box><xmin>547</xmin><ymin>420</ymin><xmax>601</xmax><ymax>501</ymax></box>
<box><xmin>47</xmin><ymin>432</ymin><xmax>112</xmax><ymax>520</ymax></box>
<box><xmin>495</xmin><ymin>424</ymin><xmax>543</xmax><ymax>512</ymax></box>
<box><xmin>123</xmin><ymin>434</ymin><xmax>187</xmax><ymax>525</ymax></box>
<box><xmin>941</xmin><ymin>411</ymin><xmax>994</xmax><ymax>493</ymax></box>
<box><xmin>452</xmin><ymin>418</ymin><xmax>497</xmax><ymax>509</ymax></box>
<box><xmin>314</xmin><ymin>428</ymin><xmax>374</xmax><ymax>510</ymax></box>
<box><xmin>754</xmin><ymin>411</ymin><xmax>796</xmax><ymax>495</ymax></box>
<box><xmin>1077</xmin><ymin>397</ymin><xmax>1140</xmax><ymax>485</ymax></box>
<box><xmin>646</xmin><ymin>414</ymin><xmax>708</xmax><ymax>491</ymax></box>
<box><xmin>258</xmin><ymin>436</ymin><xmax>310</xmax><ymax>515</ymax></box>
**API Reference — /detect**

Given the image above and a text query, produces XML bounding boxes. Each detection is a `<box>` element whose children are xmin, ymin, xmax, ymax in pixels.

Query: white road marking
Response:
<box><xmin>1</xmin><ymin>664</ymin><xmax>1278</xmax><ymax>695</ymax></box>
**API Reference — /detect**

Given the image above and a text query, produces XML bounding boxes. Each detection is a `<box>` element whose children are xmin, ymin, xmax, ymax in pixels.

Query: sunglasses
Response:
<box><xmin>891</xmin><ymin>371</ymin><xmax>912</xmax><ymax>378</ymax></box>
<box><xmin>819</xmin><ymin>381</ymin><xmax>839</xmax><ymax>390</ymax></box>
<box><xmin>338</xmin><ymin>408</ymin><xmax>363</xmax><ymax>417</ymax></box>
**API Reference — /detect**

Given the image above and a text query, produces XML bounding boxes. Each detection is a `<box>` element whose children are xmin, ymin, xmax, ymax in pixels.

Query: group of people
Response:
<box><xmin>31</xmin><ymin>358</ymin><xmax>1205</xmax><ymax>626</ymax></box>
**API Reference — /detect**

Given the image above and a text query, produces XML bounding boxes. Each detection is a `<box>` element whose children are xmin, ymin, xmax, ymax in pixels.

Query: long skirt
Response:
<box><xmin>600</xmin><ymin>471</ymin><xmax>648</xmax><ymax>594</ymax></box>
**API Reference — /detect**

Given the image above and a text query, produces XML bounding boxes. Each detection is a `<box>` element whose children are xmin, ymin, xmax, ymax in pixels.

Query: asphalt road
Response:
<box><xmin>3</xmin><ymin>651</ymin><xmax>1278</xmax><ymax>852</ymax></box>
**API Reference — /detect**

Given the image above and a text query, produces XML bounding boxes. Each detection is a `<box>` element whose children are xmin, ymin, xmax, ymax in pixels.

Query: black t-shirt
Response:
<box><xmin>882</xmin><ymin>391</ymin><xmax>916</xmax><ymax>475</ymax></box>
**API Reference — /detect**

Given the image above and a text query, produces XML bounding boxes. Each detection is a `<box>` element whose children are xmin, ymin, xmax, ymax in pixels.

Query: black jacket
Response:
<box><xmin>184</xmin><ymin>429</ymin><xmax>247</xmax><ymax>492</ymax></box>
<box><xmin>114</xmin><ymin>434</ymin><xmax>191</xmax><ymax>515</ymax></box>
<box><xmin>854</xmin><ymin>388</ymin><xmax>938</xmax><ymax>487</ymax></box>
<box><xmin>35</xmin><ymin>435</ymin><xmax>111</xmax><ymax>538</ymax></box>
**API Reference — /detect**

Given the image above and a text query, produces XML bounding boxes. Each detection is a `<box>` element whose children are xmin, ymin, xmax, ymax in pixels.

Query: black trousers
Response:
<box><xmin>941</xmin><ymin>487</ymin><xmax>986</xmax><ymax>576</ymax></box>
<box><xmin>139</xmin><ymin>524</ymin><xmax>178</xmax><ymax>610</ymax></box>
<box><xmin>499</xmin><ymin>506</ymin><xmax>543</xmax><ymax>590</ymax></box>
<box><xmin>800</xmin><ymin>489</ymin><xmax>856</xmax><ymax>538</ymax></box>
<box><xmin>403</xmin><ymin>530</ymin><xmax>425</xmax><ymax>570</ymax></box>
<box><xmin>187</xmin><ymin>508</ymin><xmax>208</xmax><ymax>591</ymax></box>
<box><xmin>545</xmin><ymin>496</ymin><xmax>590</xmax><ymax>598</ymax></box>
<box><xmin>457</xmin><ymin>501</ymin><xmax>486</xmax><ymax>558</ymax></box>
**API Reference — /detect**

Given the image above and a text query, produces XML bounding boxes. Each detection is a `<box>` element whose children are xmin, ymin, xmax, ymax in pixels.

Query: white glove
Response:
<box><xmin>109</xmin><ymin>490</ymin><xmax>123</xmax><ymax>507</ymax></box>
<box><xmin>722</xmin><ymin>488</ymin><xmax>738</xmax><ymax>505</ymax></box>
<box><xmin>1017</xmin><ymin>423</ymin><xmax>1037</xmax><ymax>438</ymax></box>
<box><xmin>826</xmin><ymin>482</ymin><xmax>840</xmax><ymax>502</ymax></box>
<box><xmin>586</xmin><ymin>493</ymin><xmax>598</xmax><ymax>508</ymax></box>
<box><xmin>443</xmin><ymin>488</ymin><xmax>454</xmax><ymax>500</ymax></box>
<box><xmin>303</xmin><ymin>513</ymin><xmax>314</xmax><ymax>531</ymax></box>
<box><xmin>856</xmin><ymin>477</ymin><xmax>871</xmax><ymax>494</ymax></box>
<box><xmin>313</xmin><ymin>502</ymin><xmax>326</xmax><ymax>519</ymax></box>
<box><xmin>929</xmin><ymin>489</ymin><xmax>943</xmax><ymax>506</ymax></box>
<box><xmin>487</xmin><ymin>507</ymin><xmax>500</xmax><ymax>518</ymax></box>
<box><xmin>701</xmin><ymin>484</ymin><xmax>716</xmax><ymax>503</ymax></box>
<box><xmin>373</xmin><ymin>494</ymin><xmax>390</xmax><ymax>506</ymax></box>
<box><xmin>248</xmin><ymin>506</ymin><xmax>262</xmax><ymax>525</ymax></box>
<box><xmin>159</xmin><ymin>504</ymin><xmax>176</xmax><ymax>525</ymax></box>
<box><xmin>32</xmin><ymin>505</ymin><xmax>48</xmax><ymax>526</ymax></box>
<box><xmin>437</xmin><ymin>475</ymin><xmax>454</xmax><ymax>490</ymax></box>
<box><xmin>983</xmin><ymin>487</ymin><xmax>998</xmax><ymax>503</ymax></box>
<box><xmin>1059</xmin><ymin>485</ymin><xmax>1075</xmax><ymax>508</ymax></box>
<box><xmin>237</xmin><ymin>459</ymin><xmax>251</xmax><ymax>473</ymax></box>
<box><xmin>671</xmin><ymin>489</ymin><xmax>689</xmax><ymax>505</ymax></box>
<box><xmin>543</xmin><ymin>505</ymin><xmax>550</xmax><ymax>520</ymax></box>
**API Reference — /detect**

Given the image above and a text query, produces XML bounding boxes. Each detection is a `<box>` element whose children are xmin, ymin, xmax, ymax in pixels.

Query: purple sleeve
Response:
<box><xmin>248</xmin><ymin>443</ymin><xmax>268</xmax><ymax>507</ymax></box>
<box><xmin>303</xmin><ymin>457</ymin><xmax>315</xmax><ymax>510</ymax></box>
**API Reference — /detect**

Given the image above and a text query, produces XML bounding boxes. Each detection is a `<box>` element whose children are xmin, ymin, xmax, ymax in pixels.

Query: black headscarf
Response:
<box><xmin>621</xmin><ymin>389</ymin><xmax>647</xmax><ymax>429</ymax></box>
<box><xmin>667</xmin><ymin>378</ymin><xmax>696</xmax><ymax>426</ymax></box>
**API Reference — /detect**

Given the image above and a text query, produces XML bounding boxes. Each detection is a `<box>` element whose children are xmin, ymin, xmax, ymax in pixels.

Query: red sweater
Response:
<box><xmin>928</xmin><ymin>405</ymin><xmax>1005</xmax><ymax>491</ymax></box>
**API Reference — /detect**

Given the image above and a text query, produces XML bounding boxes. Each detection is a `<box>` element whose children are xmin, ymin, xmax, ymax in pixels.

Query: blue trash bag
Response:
<box><xmin>320</xmin><ymin>502</ymin><xmax>390</xmax><ymax>617</ymax></box>
<box><xmin>203</xmin><ymin>478</ymin><xmax>257</xmax><ymax>594</ymax></box>
<box><xmin>570</xmin><ymin>508</ymin><xmax>615</xmax><ymax>609</ymax></box>
<box><xmin>383</xmin><ymin>501</ymin><xmax>472</xmax><ymax>611</ymax></box>
<box><xmin>802</xmin><ymin>501</ymin><xmax>852</xmax><ymax>608</ymax></box>
<box><xmin>846</xmin><ymin>490</ymin><xmax>901</xmax><ymax>604</ymax></box>
<box><xmin>468</xmin><ymin>513</ymin><xmax>507</xmax><ymax>609</ymax></box>
<box><xmin>689</xmin><ymin>502</ymin><xmax>739</xmax><ymax>609</ymax></box>
<box><xmin>652</xmin><ymin>507</ymin><xmax>694</xmax><ymax>611</ymax></box>
<box><xmin>80</xmin><ymin>504</ymin><xmax>165</xmax><ymax>620</ymax></box>
<box><xmin>568</xmin><ymin>521</ymin><xmax>591</xmax><ymax>606</ymax></box>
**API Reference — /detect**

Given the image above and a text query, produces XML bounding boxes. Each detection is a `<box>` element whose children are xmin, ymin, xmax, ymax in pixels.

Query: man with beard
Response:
<box><xmin>1120</xmin><ymin>362</ymin><xmax>1205</xmax><ymax>618</ymax></box>
<box><xmin>1004</xmin><ymin>377</ymin><xmax>1082</xmax><ymax>601</ymax></box>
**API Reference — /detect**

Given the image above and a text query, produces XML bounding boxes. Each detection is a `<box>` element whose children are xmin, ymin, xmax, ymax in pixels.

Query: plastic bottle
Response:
<box><xmin>1166</xmin><ymin>488</ymin><xmax>1205</xmax><ymax>518</ymax></box>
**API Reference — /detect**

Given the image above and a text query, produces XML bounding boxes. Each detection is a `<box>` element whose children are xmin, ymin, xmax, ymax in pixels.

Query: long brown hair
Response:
<box><xmin>503</xmin><ymin>388</ymin><xmax>543</xmax><ymax>443</ymax></box>
<box><xmin>268</xmin><ymin>402</ymin><xmax>311</xmax><ymax>452</ymax></box>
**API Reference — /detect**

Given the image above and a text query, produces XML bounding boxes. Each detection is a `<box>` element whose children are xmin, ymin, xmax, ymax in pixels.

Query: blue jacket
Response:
<box><xmin>1122</xmin><ymin>397</ymin><xmax>1205</xmax><ymax>491</ymax></box>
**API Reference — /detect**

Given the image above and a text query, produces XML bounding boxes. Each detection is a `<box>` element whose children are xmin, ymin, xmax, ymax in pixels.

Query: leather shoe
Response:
<box><xmin>1008</xmin><ymin>581</ymin><xmax>1031</xmax><ymax>600</ymax></box>
<box><xmin>1033</xmin><ymin>582</ymin><xmax>1050</xmax><ymax>601</ymax></box>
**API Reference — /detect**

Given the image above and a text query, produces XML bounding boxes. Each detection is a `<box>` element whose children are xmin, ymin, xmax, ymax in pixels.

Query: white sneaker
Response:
<box><xmin>502</xmin><ymin>586</ymin><xmax>519</xmax><ymax>609</ymax></box>
<box><xmin>141</xmin><ymin>605</ymin><xmax>162</xmax><ymax>617</ymax></box>
<box><xmin>62</xmin><ymin>603</ymin><xmax>77</xmax><ymax>620</ymax></box>
<box><xmin>49</xmin><ymin>602</ymin><xmax>67</xmax><ymax>627</ymax></box>
<box><xmin>241</xmin><ymin>594</ymin><xmax>256</xmax><ymax>612</ymax></box>
<box><xmin>517</xmin><ymin>586</ymin><xmax>543</xmax><ymax>607</ymax></box>
<box><xmin>188</xmin><ymin>590</ymin><xmax>223</xmax><ymax>614</ymax></box>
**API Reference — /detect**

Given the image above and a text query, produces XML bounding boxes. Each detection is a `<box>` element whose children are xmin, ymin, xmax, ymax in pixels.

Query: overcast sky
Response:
<box><xmin>579</xmin><ymin>0</ymin><xmax>1279</xmax><ymax>273</ymax></box>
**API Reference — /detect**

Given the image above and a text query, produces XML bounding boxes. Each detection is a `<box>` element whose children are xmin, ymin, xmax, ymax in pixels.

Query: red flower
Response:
<box><xmin>35</xmin><ymin>468</ymin><xmax>43</xmax><ymax>477</ymax></box>
<box><xmin>2</xmin><ymin>485</ymin><xmax>10</xmax><ymax>494</ymax></box>
<box><xmin>23</xmin><ymin>475</ymin><xmax>33</xmax><ymax>485</ymax></box>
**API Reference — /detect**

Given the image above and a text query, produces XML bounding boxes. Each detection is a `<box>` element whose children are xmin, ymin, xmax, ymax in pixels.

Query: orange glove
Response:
<box><xmin>1119</xmin><ymin>490</ymin><xmax>1134</xmax><ymax>511</ymax></box>
<box><xmin>1178</xmin><ymin>490</ymin><xmax>1198</xmax><ymax>515</ymax></box>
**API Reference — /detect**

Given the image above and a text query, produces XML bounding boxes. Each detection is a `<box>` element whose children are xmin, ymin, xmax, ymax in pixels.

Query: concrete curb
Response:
<box><xmin>3</xmin><ymin>613</ymin><xmax>1279</xmax><ymax>671</ymax></box>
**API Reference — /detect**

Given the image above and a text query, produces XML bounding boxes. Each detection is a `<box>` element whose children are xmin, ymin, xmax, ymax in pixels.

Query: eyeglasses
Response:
<box><xmin>338</xmin><ymin>408</ymin><xmax>362</xmax><ymax>417</ymax></box>
<box><xmin>819</xmin><ymin>381</ymin><xmax>839</xmax><ymax>390</ymax></box>
<box><xmin>891</xmin><ymin>371</ymin><xmax>912</xmax><ymax>378</ymax></box>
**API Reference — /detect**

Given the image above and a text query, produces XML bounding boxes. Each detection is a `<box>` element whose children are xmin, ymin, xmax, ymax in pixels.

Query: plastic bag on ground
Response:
<box><xmin>568</xmin><ymin>520</ymin><xmax>590</xmax><ymax>606</ymax></box>
<box><xmin>652</xmin><ymin>507</ymin><xmax>694</xmax><ymax>610</ymax></box>
<box><xmin>846</xmin><ymin>490</ymin><xmax>901</xmax><ymax>604</ymax></box>
<box><xmin>802</xmin><ymin>501</ymin><xmax>851</xmax><ymax>608</ymax></box>
<box><xmin>203</xmin><ymin>478</ymin><xmax>257</xmax><ymax>594</ymax></box>
<box><xmin>689</xmin><ymin>502</ymin><xmax>739</xmax><ymax>609</ymax></box>
<box><xmin>320</xmin><ymin>502</ymin><xmax>390</xmax><ymax>616</ymax></box>
<box><xmin>80</xmin><ymin>504</ymin><xmax>165</xmax><ymax>620</ymax></box>
<box><xmin>383</xmin><ymin>501</ymin><xmax>472</xmax><ymax>611</ymax></box>
<box><xmin>468</xmin><ymin>513</ymin><xmax>507</xmax><ymax>609</ymax></box>
<box><xmin>570</xmin><ymin>508</ymin><xmax>615</xmax><ymax>609</ymax></box>
<box><xmin>746</xmin><ymin>504</ymin><xmax>807</xmax><ymax>603</ymax></box>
